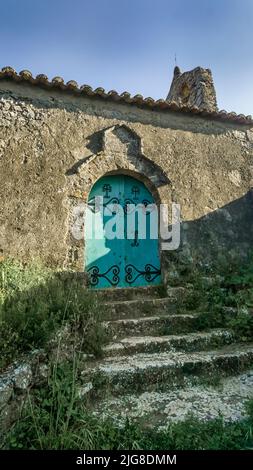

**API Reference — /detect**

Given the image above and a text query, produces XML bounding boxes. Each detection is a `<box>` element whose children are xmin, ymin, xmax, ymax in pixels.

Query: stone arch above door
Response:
<box><xmin>67</xmin><ymin>124</ymin><xmax>170</xmax><ymax>192</ymax></box>
<box><xmin>65</xmin><ymin>124</ymin><xmax>171</xmax><ymax>272</ymax></box>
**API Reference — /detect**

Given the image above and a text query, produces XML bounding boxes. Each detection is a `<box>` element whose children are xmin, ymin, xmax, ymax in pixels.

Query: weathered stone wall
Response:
<box><xmin>0</xmin><ymin>79</ymin><xmax>252</xmax><ymax>276</ymax></box>
<box><xmin>167</xmin><ymin>66</ymin><xmax>218</xmax><ymax>112</ymax></box>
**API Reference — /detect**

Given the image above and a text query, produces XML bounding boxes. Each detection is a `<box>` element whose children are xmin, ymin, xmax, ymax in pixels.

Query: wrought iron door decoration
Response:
<box><xmin>103</xmin><ymin>183</ymin><xmax>112</xmax><ymax>198</ymax></box>
<box><xmin>88</xmin><ymin>196</ymin><xmax>152</xmax><ymax>215</ymax></box>
<box><xmin>131</xmin><ymin>186</ymin><xmax>140</xmax><ymax>200</ymax></box>
<box><xmin>88</xmin><ymin>196</ymin><xmax>120</xmax><ymax>214</ymax></box>
<box><xmin>131</xmin><ymin>230</ymin><xmax>139</xmax><ymax>247</ymax></box>
<box><xmin>125</xmin><ymin>264</ymin><xmax>161</xmax><ymax>284</ymax></box>
<box><xmin>87</xmin><ymin>265</ymin><xmax>120</xmax><ymax>286</ymax></box>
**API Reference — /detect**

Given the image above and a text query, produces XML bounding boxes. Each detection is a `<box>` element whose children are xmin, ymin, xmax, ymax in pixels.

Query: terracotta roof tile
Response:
<box><xmin>19</xmin><ymin>70</ymin><xmax>33</xmax><ymax>80</ymax></box>
<box><xmin>35</xmin><ymin>74</ymin><xmax>49</xmax><ymax>85</ymax></box>
<box><xmin>0</xmin><ymin>66</ymin><xmax>252</xmax><ymax>125</ymax></box>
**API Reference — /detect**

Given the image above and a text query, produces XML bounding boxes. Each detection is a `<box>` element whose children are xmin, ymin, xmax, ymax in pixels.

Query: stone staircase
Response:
<box><xmin>82</xmin><ymin>286</ymin><xmax>253</xmax><ymax>429</ymax></box>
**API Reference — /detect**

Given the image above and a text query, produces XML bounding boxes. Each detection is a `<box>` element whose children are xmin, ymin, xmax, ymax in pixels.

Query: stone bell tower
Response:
<box><xmin>167</xmin><ymin>66</ymin><xmax>218</xmax><ymax>112</ymax></box>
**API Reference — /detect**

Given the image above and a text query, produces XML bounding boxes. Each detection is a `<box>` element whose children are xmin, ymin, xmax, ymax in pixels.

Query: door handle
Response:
<box><xmin>131</xmin><ymin>230</ymin><xmax>139</xmax><ymax>247</ymax></box>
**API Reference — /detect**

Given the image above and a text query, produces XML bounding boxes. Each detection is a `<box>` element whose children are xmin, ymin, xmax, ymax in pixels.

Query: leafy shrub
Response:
<box><xmin>228</xmin><ymin>309</ymin><xmax>253</xmax><ymax>341</ymax></box>
<box><xmin>225</xmin><ymin>253</ymin><xmax>253</xmax><ymax>290</ymax></box>
<box><xmin>192</xmin><ymin>254</ymin><xmax>253</xmax><ymax>340</ymax></box>
<box><xmin>182</xmin><ymin>289</ymin><xmax>202</xmax><ymax>310</ymax></box>
<box><xmin>0</xmin><ymin>259</ymin><xmax>52</xmax><ymax>303</ymax></box>
<box><xmin>0</xmin><ymin>259</ymin><xmax>104</xmax><ymax>369</ymax></box>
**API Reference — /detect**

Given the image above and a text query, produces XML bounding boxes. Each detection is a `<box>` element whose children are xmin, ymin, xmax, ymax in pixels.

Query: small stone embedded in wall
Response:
<box><xmin>228</xmin><ymin>170</ymin><xmax>242</xmax><ymax>187</ymax></box>
<box><xmin>246</xmin><ymin>130</ymin><xmax>253</xmax><ymax>143</ymax></box>
<box><xmin>232</xmin><ymin>130</ymin><xmax>246</xmax><ymax>141</ymax></box>
<box><xmin>11</xmin><ymin>363</ymin><xmax>33</xmax><ymax>390</ymax></box>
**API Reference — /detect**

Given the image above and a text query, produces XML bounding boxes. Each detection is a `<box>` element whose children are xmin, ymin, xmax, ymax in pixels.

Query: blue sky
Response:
<box><xmin>0</xmin><ymin>0</ymin><xmax>252</xmax><ymax>115</ymax></box>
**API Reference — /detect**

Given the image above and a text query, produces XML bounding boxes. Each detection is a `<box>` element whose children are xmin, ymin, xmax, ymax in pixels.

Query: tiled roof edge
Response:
<box><xmin>0</xmin><ymin>66</ymin><xmax>252</xmax><ymax>125</ymax></box>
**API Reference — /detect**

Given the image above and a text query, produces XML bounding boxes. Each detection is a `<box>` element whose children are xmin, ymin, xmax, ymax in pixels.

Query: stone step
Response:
<box><xmin>102</xmin><ymin>295</ymin><xmax>189</xmax><ymax>320</ymax></box>
<box><xmin>90</xmin><ymin>370</ymin><xmax>253</xmax><ymax>429</ymax></box>
<box><xmin>102</xmin><ymin>313</ymin><xmax>199</xmax><ymax>340</ymax></box>
<box><xmin>93</xmin><ymin>285</ymin><xmax>187</xmax><ymax>302</ymax></box>
<box><xmin>94</xmin><ymin>285</ymin><xmax>166</xmax><ymax>302</ymax></box>
<box><xmin>82</xmin><ymin>343</ymin><xmax>253</xmax><ymax>396</ymax></box>
<box><xmin>102</xmin><ymin>329</ymin><xmax>234</xmax><ymax>357</ymax></box>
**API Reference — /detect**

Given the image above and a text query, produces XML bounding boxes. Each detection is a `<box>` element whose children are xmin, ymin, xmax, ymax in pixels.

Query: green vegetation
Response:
<box><xmin>2</xmin><ymin>360</ymin><xmax>253</xmax><ymax>450</ymax></box>
<box><xmin>0</xmin><ymin>259</ymin><xmax>105</xmax><ymax>370</ymax></box>
<box><xmin>1</xmin><ymin>256</ymin><xmax>253</xmax><ymax>450</ymax></box>
<box><xmin>178</xmin><ymin>253</ymin><xmax>253</xmax><ymax>341</ymax></box>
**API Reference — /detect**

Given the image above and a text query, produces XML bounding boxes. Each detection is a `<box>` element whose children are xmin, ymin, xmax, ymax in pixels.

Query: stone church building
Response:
<box><xmin>0</xmin><ymin>65</ymin><xmax>252</xmax><ymax>288</ymax></box>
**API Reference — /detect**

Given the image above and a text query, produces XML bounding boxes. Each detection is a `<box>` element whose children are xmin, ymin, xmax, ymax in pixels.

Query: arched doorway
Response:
<box><xmin>85</xmin><ymin>174</ymin><xmax>161</xmax><ymax>288</ymax></box>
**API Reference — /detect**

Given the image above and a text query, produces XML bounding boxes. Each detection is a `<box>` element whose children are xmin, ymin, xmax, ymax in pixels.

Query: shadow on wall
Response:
<box><xmin>166</xmin><ymin>189</ymin><xmax>253</xmax><ymax>272</ymax></box>
<box><xmin>65</xmin><ymin>130</ymin><xmax>104</xmax><ymax>175</ymax></box>
<box><xmin>82</xmin><ymin>189</ymin><xmax>253</xmax><ymax>284</ymax></box>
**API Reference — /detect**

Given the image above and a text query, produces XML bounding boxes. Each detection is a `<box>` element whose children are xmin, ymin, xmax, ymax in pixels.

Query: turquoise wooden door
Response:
<box><xmin>85</xmin><ymin>175</ymin><xmax>161</xmax><ymax>288</ymax></box>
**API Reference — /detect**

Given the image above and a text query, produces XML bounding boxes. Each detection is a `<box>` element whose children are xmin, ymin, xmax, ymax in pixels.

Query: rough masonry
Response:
<box><xmin>0</xmin><ymin>65</ymin><xmax>252</xmax><ymax>279</ymax></box>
